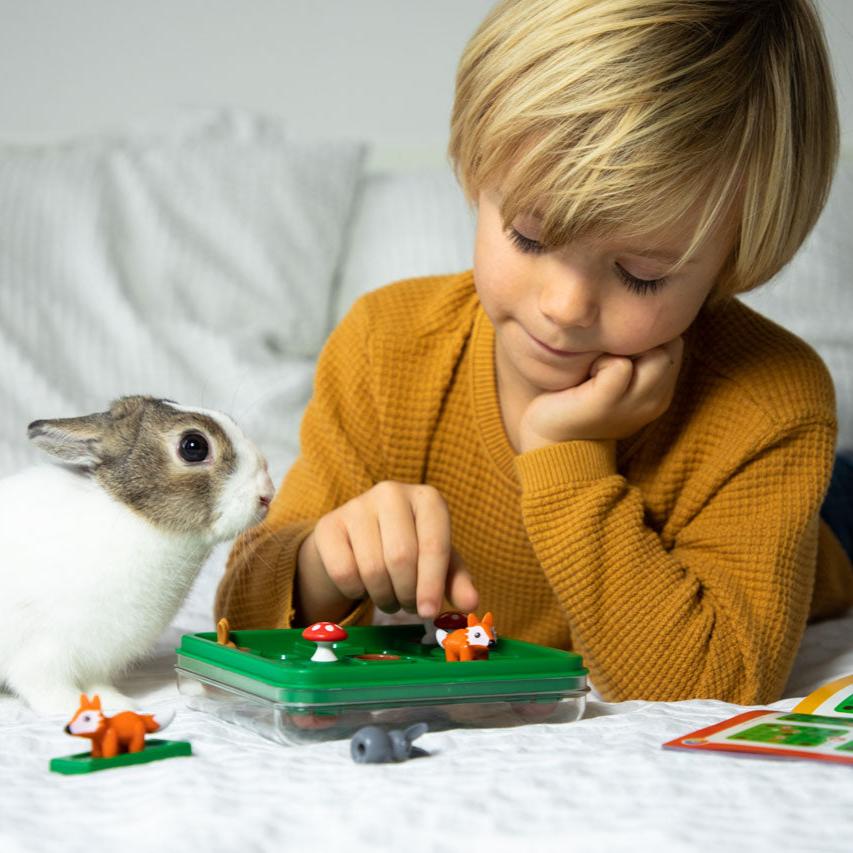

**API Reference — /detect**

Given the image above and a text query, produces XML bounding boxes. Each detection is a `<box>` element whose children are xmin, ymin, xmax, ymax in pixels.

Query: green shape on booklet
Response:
<box><xmin>777</xmin><ymin>712</ymin><xmax>853</xmax><ymax>727</ymax></box>
<box><xmin>729</xmin><ymin>723</ymin><xmax>848</xmax><ymax>748</ymax></box>
<box><xmin>833</xmin><ymin>692</ymin><xmax>853</xmax><ymax>715</ymax></box>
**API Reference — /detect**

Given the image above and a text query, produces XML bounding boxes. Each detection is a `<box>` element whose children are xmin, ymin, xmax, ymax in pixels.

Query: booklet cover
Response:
<box><xmin>663</xmin><ymin>674</ymin><xmax>853</xmax><ymax>766</ymax></box>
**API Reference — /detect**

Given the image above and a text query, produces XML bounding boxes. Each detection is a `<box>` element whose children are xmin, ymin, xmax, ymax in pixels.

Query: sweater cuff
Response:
<box><xmin>275</xmin><ymin>520</ymin><xmax>316</xmax><ymax>628</ymax></box>
<box><xmin>514</xmin><ymin>439</ymin><xmax>617</xmax><ymax>490</ymax></box>
<box><xmin>285</xmin><ymin>524</ymin><xmax>375</xmax><ymax>630</ymax></box>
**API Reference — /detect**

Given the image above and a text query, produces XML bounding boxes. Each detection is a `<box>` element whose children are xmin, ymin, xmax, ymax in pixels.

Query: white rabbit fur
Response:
<box><xmin>0</xmin><ymin>395</ymin><xmax>275</xmax><ymax>715</ymax></box>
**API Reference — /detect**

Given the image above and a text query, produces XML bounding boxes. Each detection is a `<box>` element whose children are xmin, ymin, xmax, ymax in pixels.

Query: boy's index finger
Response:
<box><xmin>632</xmin><ymin>336</ymin><xmax>684</xmax><ymax>368</ymax></box>
<box><xmin>446</xmin><ymin>548</ymin><xmax>479</xmax><ymax>615</ymax></box>
<box><xmin>410</xmin><ymin>494</ymin><xmax>453</xmax><ymax>620</ymax></box>
<box><xmin>630</xmin><ymin>337</ymin><xmax>685</xmax><ymax>394</ymax></box>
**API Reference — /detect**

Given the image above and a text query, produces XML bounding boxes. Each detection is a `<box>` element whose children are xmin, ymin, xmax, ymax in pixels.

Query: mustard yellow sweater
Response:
<box><xmin>216</xmin><ymin>271</ymin><xmax>853</xmax><ymax>704</ymax></box>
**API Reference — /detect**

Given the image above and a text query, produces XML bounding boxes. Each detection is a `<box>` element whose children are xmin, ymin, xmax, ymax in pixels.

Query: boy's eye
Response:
<box><xmin>507</xmin><ymin>224</ymin><xmax>666</xmax><ymax>295</ymax></box>
<box><xmin>507</xmin><ymin>226</ymin><xmax>547</xmax><ymax>255</ymax></box>
<box><xmin>615</xmin><ymin>264</ymin><xmax>666</xmax><ymax>296</ymax></box>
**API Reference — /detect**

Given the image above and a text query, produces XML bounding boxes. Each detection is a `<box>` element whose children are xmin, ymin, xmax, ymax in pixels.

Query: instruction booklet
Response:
<box><xmin>663</xmin><ymin>674</ymin><xmax>853</xmax><ymax>766</ymax></box>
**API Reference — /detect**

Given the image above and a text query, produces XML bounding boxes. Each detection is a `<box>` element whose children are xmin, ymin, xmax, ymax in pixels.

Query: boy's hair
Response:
<box><xmin>449</xmin><ymin>0</ymin><xmax>839</xmax><ymax>298</ymax></box>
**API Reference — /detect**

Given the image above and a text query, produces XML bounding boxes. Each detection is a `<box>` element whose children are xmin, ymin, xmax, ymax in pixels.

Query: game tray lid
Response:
<box><xmin>176</xmin><ymin>623</ymin><xmax>588</xmax><ymax>707</ymax></box>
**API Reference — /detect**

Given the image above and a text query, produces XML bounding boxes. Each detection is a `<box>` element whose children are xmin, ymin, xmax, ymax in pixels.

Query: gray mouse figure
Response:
<box><xmin>350</xmin><ymin>722</ymin><xmax>429</xmax><ymax>763</ymax></box>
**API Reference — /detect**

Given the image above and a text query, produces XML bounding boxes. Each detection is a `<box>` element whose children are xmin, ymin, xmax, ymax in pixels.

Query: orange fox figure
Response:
<box><xmin>64</xmin><ymin>694</ymin><xmax>174</xmax><ymax>758</ymax></box>
<box><xmin>436</xmin><ymin>612</ymin><xmax>497</xmax><ymax>662</ymax></box>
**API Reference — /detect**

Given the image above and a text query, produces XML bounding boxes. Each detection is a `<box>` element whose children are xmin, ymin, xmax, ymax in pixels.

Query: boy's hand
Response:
<box><xmin>296</xmin><ymin>482</ymin><xmax>479</xmax><ymax>623</ymax></box>
<box><xmin>518</xmin><ymin>337</ymin><xmax>684</xmax><ymax>452</ymax></box>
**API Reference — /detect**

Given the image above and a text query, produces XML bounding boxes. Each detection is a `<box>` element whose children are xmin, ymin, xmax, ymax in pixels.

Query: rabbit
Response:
<box><xmin>0</xmin><ymin>395</ymin><xmax>275</xmax><ymax>715</ymax></box>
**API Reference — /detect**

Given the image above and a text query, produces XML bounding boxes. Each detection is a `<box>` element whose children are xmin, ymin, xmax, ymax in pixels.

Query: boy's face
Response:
<box><xmin>473</xmin><ymin>188</ymin><xmax>734</xmax><ymax>400</ymax></box>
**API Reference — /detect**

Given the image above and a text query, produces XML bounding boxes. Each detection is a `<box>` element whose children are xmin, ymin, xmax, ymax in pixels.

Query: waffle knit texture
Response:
<box><xmin>216</xmin><ymin>271</ymin><xmax>853</xmax><ymax>703</ymax></box>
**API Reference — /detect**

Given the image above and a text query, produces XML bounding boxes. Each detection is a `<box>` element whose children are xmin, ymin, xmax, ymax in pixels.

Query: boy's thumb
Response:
<box><xmin>589</xmin><ymin>354</ymin><xmax>633</xmax><ymax>393</ymax></box>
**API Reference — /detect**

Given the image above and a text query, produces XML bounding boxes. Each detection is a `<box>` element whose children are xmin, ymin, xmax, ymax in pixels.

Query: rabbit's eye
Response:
<box><xmin>179</xmin><ymin>432</ymin><xmax>209</xmax><ymax>463</ymax></box>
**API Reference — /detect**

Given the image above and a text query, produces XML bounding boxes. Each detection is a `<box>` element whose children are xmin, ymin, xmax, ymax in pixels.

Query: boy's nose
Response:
<box><xmin>539</xmin><ymin>276</ymin><xmax>598</xmax><ymax>329</ymax></box>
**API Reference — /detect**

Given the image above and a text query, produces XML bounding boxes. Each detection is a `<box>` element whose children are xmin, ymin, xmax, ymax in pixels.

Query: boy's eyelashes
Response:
<box><xmin>614</xmin><ymin>265</ymin><xmax>666</xmax><ymax>295</ymax></box>
<box><xmin>507</xmin><ymin>225</ymin><xmax>548</xmax><ymax>255</ymax></box>
<box><xmin>505</xmin><ymin>226</ymin><xmax>667</xmax><ymax>296</ymax></box>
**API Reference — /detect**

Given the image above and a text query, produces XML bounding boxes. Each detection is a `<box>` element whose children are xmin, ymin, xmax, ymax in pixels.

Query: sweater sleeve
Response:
<box><xmin>514</xmin><ymin>418</ymin><xmax>837</xmax><ymax>705</ymax></box>
<box><xmin>215</xmin><ymin>297</ymin><xmax>383</xmax><ymax>629</ymax></box>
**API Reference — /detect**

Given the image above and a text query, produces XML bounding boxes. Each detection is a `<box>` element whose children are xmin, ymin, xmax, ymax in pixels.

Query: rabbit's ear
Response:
<box><xmin>27</xmin><ymin>412</ymin><xmax>110</xmax><ymax>467</ymax></box>
<box><xmin>108</xmin><ymin>395</ymin><xmax>156</xmax><ymax>420</ymax></box>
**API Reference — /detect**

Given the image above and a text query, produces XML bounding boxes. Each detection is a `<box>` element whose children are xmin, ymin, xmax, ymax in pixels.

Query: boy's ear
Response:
<box><xmin>27</xmin><ymin>412</ymin><xmax>110</xmax><ymax>467</ymax></box>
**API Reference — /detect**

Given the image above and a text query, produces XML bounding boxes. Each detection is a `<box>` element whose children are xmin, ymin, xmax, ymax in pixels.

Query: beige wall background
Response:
<box><xmin>0</xmin><ymin>0</ymin><xmax>850</xmax><ymax>168</ymax></box>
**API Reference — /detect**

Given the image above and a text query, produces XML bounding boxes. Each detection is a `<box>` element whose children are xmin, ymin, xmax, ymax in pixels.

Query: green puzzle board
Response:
<box><xmin>176</xmin><ymin>624</ymin><xmax>588</xmax><ymax>709</ymax></box>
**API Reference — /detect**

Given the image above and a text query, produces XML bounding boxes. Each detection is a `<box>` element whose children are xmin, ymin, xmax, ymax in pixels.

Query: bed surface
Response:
<box><xmin>2</xmin><ymin>568</ymin><xmax>852</xmax><ymax>853</ymax></box>
<box><xmin>1</xmin><ymin>111</ymin><xmax>852</xmax><ymax>852</ymax></box>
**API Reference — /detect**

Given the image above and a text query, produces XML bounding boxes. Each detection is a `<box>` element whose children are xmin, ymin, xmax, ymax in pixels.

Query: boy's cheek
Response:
<box><xmin>473</xmin><ymin>260</ymin><xmax>519</xmax><ymax>315</ymax></box>
<box><xmin>602</xmin><ymin>299</ymin><xmax>694</xmax><ymax>357</ymax></box>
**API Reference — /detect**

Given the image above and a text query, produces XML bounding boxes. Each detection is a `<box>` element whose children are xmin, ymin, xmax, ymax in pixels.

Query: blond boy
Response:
<box><xmin>218</xmin><ymin>0</ymin><xmax>853</xmax><ymax>703</ymax></box>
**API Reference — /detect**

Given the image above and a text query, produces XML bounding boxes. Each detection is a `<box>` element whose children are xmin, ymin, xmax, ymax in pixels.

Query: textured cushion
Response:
<box><xmin>332</xmin><ymin>168</ymin><xmax>476</xmax><ymax>325</ymax></box>
<box><xmin>0</xmin><ymin>109</ymin><xmax>365</xmax><ymax>478</ymax></box>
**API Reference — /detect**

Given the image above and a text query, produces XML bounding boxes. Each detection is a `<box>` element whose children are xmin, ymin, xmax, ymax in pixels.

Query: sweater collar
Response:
<box><xmin>470</xmin><ymin>306</ymin><xmax>520</xmax><ymax>485</ymax></box>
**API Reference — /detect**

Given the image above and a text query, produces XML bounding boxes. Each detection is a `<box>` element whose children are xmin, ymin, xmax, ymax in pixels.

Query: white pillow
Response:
<box><xmin>332</xmin><ymin>167</ymin><xmax>476</xmax><ymax>324</ymax></box>
<box><xmin>1</xmin><ymin>108</ymin><xmax>365</xmax><ymax>357</ymax></box>
<box><xmin>0</xmin><ymin>109</ymin><xmax>365</xmax><ymax>478</ymax></box>
<box><xmin>335</xmin><ymin>159</ymin><xmax>853</xmax><ymax>451</ymax></box>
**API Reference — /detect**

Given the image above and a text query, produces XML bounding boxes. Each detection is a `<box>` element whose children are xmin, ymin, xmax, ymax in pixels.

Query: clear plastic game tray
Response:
<box><xmin>175</xmin><ymin>623</ymin><xmax>589</xmax><ymax>745</ymax></box>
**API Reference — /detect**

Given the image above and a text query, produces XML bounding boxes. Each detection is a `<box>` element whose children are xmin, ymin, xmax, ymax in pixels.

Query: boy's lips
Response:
<box><xmin>528</xmin><ymin>331</ymin><xmax>592</xmax><ymax>358</ymax></box>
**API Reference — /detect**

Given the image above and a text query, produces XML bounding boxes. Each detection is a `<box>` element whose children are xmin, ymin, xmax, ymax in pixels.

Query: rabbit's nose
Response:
<box><xmin>259</xmin><ymin>495</ymin><xmax>271</xmax><ymax>508</ymax></box>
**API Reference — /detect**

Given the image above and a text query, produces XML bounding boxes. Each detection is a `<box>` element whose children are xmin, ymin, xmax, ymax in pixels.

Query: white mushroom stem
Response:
<box><xmin>310</xmin><ymin>642</ymin><xmax>339</xmax><ymax>662</ymax></box>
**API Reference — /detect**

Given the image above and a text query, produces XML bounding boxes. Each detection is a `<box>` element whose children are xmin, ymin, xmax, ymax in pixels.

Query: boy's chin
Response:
<box><xmin>530</xmin><ymin>372</ymin><xmax>593</xmax><ymax>394</ymax></box>
<box><xmin>525</xmin><ymin>359</ymin><xmax>597</xmax><ymax>392</ymax></box>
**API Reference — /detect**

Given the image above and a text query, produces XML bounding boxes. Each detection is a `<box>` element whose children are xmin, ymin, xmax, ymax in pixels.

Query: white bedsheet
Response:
<box><xmin>2</xmin><ymin>544</ymin><xmax>851</xmax><ymax>853</ymax></box>
<box><xmin>1</xmin><ymin>118</ymin><xmax>852</xmax><ymax>852</ymax></box>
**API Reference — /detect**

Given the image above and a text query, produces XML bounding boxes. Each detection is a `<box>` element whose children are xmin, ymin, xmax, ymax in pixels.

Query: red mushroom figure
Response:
<box><xmin>302</xmin><ymin>621</ymin><xmax>348</xmax><ymax>662</ymax></box>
